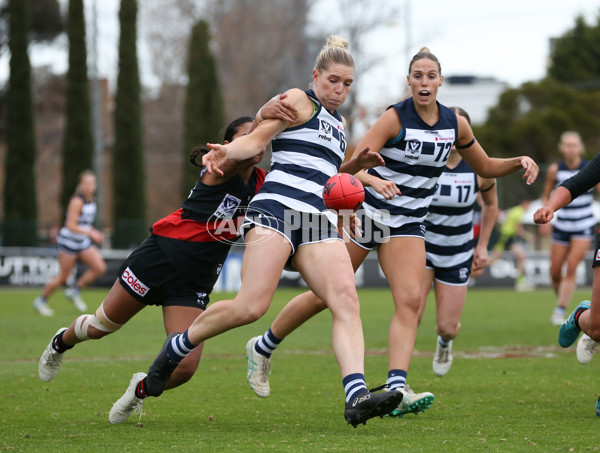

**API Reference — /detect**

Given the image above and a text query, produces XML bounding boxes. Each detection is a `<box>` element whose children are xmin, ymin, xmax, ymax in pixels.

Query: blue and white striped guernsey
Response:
<box><xmin>249</xmin><ymin>89</ymin><xmax>346</xmax><ymax>224</ymax></box>
<box><xmin>425</xmin><ymin>160</ymin><xmax>478</xmax><ymax>268</ymax></box>
<box><xmin>554</xmin><ymin>160</ymin><xmax>596</xmax><ymax>232</ymax></box>
<box><xmin>56</xmin><ymin>194</ymin><xmax>96</xmax><ymax>251</ymax></box>
<box><xmin>363</xmin><ymin>98</ymin><xmax>459</xmax><ymax>228</ymax></box>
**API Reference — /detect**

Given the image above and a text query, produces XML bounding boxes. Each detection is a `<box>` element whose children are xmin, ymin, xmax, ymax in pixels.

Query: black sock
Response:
<box><xmin>52</xmin><ymin>331</ymin><xmax>74</xmax><ymax>353</ymax></box>
<box><xmin>574</xmin><ymin>307</ymin><xmax>590</xmax><ymax>330</ymax></box>
<box><xmin>135</xmin><ymin>377</ymin><xmax>149</xmax><ymax>399</ymax></box>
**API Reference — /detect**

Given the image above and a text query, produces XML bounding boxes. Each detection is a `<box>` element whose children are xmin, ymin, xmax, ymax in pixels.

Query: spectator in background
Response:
<box><xmin>489</xmin><ymin>199</ymin><xmax>535</xmax><ymax>292</ymax></box>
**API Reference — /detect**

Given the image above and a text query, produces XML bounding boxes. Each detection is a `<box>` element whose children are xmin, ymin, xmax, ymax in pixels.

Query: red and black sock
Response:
<box><xmin>135</xmin><ymin>378</ymin><xmax>149</xmax><ymax>399</ymax></box>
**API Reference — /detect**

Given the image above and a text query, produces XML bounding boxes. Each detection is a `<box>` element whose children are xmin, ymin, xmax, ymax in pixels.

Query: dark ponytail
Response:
<box><xmin>189</xmin><ymin>147</ymin><xmax>209</xmax><ymax>168</ymax></box>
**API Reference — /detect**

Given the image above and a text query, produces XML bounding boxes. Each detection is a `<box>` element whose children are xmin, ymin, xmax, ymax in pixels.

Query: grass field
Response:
<box><xmin>1</xmin><ymin>286</ymin><xmax>599</xmax><ymax>452</ymax></box>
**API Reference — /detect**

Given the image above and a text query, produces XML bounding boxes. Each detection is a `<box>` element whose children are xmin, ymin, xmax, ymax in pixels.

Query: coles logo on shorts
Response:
<box><xmin>122</xmin><ymin>267</ymin><xmax>149</xmax><ymax>297</ymax></box>
<box><xmin>596</xmin><ymin>249</ymin><xmax>600</xmax><ymax>261</ymax></box>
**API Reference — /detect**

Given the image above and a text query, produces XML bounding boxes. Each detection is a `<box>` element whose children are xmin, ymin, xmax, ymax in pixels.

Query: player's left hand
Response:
<box><xmin>260</xmin><ymin>93</ymin><xmax>297</xmax><ymax>123</ymax></box>
<box><xmin>88</xmin><ymin>228</ymin><xmax>104</xmax><ymax>245</ymax></box>
<box><xmin>521</xmin><ymin>157</ymin><xmax>539</xmax><ymax>185</ymax></box>
<box><xmin>354</xmin><ymin>146</ymin><xmax>385</xmax><ymax>169</ymax></box>
<box><xmin>369</xmin><ymin>176</ymin><xmax>400</xmax><ymax>199</ymax></box>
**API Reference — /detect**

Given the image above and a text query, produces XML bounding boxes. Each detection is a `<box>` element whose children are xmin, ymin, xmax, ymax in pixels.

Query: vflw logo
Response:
<box><xmin>319</xmin><ymin>120</ymin><xmax>333</xmax><ymax>142</ymax></box>
<box><xmin>214</xmin><ymin>194</ymin><xmax>242</xmax><ymax>220</ymax></box>
<box><xmin>404</xmin><ymin>139</ymin><xmax>422</xmax><ymax>160</ymax></box>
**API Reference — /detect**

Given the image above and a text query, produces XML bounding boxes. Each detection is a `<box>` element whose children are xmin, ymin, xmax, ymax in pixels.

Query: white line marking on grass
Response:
<box><xmin>4</xmin><ymin>345</ymin><xmax>564</xmax><ymax>364</ymax></box>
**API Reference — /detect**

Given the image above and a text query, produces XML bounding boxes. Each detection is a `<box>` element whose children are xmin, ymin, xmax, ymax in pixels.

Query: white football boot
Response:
<box><xmin>39</xmin><ymin>327</ymin><xmax>68</xmax><ymax>381</ymax></box>
<box><xmin>245</xmin><ymin>336</ymin><xmax>271</xmax><ymax>397</ymax></box>
<box><xmin>109</xmin><ymin>372</ymin><xmax>147</xmax><ymax>424</ymax></box>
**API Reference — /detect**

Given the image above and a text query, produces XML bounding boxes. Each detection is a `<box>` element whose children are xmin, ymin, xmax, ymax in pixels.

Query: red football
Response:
<box><xmin>322</xmin><ymin>173</ymin><xmax>365</xmax><ymax>212</ymax></box>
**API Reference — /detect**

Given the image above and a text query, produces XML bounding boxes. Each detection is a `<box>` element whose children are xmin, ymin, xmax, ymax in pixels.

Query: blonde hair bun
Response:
<box><xmin>314</xmin><ymin>35</ymin><xmax>354</xmax><ymax>73</ymax></box>
<box><xmin>419</xmin><ymin>46</ymin><xmax>431</xmax><ymax>53</ymax></box>
<box><xmin>326</xmin><ymin>35</ymin><xmax>349</xmax><ymax>50</ymax></box>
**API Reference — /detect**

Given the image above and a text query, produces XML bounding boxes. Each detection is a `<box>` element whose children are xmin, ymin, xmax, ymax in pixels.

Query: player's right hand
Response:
<box><xmin>203</xmin><ymin>144</ymin><xmax>228</xmax><ymax>176</ymax></box>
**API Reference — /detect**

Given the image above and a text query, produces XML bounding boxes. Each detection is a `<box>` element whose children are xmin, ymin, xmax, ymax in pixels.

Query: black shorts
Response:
<box><xmin>118</xmin><ymin>236</ymin><xmax>212</xmax><ymax>310</ymax></box>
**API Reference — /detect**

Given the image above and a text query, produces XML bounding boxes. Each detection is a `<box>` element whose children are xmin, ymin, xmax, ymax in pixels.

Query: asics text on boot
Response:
<box><xmin>344</xmin><ymin>387</ymin><xmax>403</xmax><ymax>428</ymax></box>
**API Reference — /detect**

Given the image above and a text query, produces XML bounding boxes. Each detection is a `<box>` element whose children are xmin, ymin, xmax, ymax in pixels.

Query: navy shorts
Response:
<box><xmin>242</xmin><ymin>209</ymin><xmax>340</xmax><ymax>255</ymax></box>
<box><xmin>425</xmin><ymin>257</ymin><xmax>473</xmax><ymax>286</ymax></box>
<box><xmin>117</xmin><ymin>236</ymin><xmax>212</xmax><ymax>310</ymax></box>
<box><xmin>552</xmin><ymin>225</ymin><xmax>595</xmax><ymax>246</ymax></box>
<box><xmin>346</xmin><ymin>210</ymin><xmax>425</xmax><ymax>250</ymax></box>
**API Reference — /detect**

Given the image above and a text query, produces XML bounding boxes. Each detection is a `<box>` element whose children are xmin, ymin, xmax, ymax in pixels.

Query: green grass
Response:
<box><xmin>1</xmin><ymin>287</ymin><xmax>599</xmax><ymax>452</ymax></box>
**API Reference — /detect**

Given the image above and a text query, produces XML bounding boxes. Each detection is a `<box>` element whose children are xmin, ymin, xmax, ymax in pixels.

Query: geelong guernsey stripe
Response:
<box><xmin>425</xmin><ymin>160</ymin><xmax>478</xmax><ymax>268</ymax></box>
<box><xmin>56</xmin><ymin>195</ymin><xmax>96</xmax><ymax>251</ymax></box>
<box><xmin>249</xmin><ymin>89</ymin><xmax>346</xmax><ymax>225</ymax></box>
<box><xmin>554</xmin><ymin>160</ymin><xmax>595</xmax><ymax>232</ymax></box>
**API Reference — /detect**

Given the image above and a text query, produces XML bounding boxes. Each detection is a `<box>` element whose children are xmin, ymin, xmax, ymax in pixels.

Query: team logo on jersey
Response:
<box><xmin>459</xmin><ymin>267</ymin><xmax>469</xmax><ymax>280</ymax></box>
<box><xmin>214</xmin><ymin>194</ymin><xmax>242</xmax><ymax>220</ymax></box>
<box><xmin>404</xmin><ymin>139</ymin><xmax>422</xmax><ymax>160</ymax></box>
<box><xmin>319</xmin><ymin>120</ymin><xmax>333</xmax><ymax>142</ymax></box>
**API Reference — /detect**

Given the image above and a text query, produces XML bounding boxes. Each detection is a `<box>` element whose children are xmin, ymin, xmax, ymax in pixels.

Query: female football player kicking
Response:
<box><xmin>122</xmin><ymin>35</ymin><xmax>403</xmax><ymax>428</ymax></box>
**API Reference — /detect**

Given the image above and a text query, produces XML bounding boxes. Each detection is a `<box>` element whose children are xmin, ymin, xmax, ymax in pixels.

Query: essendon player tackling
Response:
<box><xmin>37</xmin><ymin>107</ymin><xmax>294</xmax><ymax>423</ymax></box>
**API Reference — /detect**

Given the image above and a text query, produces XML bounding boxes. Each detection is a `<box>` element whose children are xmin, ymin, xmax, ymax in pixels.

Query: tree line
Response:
<box><xmin>1</xmin><ymin>1</ymin><xmax>599</xmax><ymax>246</ymax></box>
<box><xmin>1</xmin><ymin>0</ymin><xmax>225</xmax><ymax>247</ymax></box>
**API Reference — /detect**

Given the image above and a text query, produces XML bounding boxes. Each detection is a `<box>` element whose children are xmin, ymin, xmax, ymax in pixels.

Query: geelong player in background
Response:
<box><xmin>540</xmin><ymin>132</ymin><xmax>599</xmax><ymax>326</ymax></box>
<box><xmin>33</xmin><ymin>170</ymin><xmax>106</xmax><ymax>317</ymax></box>
<box><xmin>534</xmin><ymin>152</ymin><xmax>600</xmax><ymax>416</ymax></box>
<box><xmin>417</xmin><ymin>106</ymin><xmax>498</xmax><ymax>377</ymax></box>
